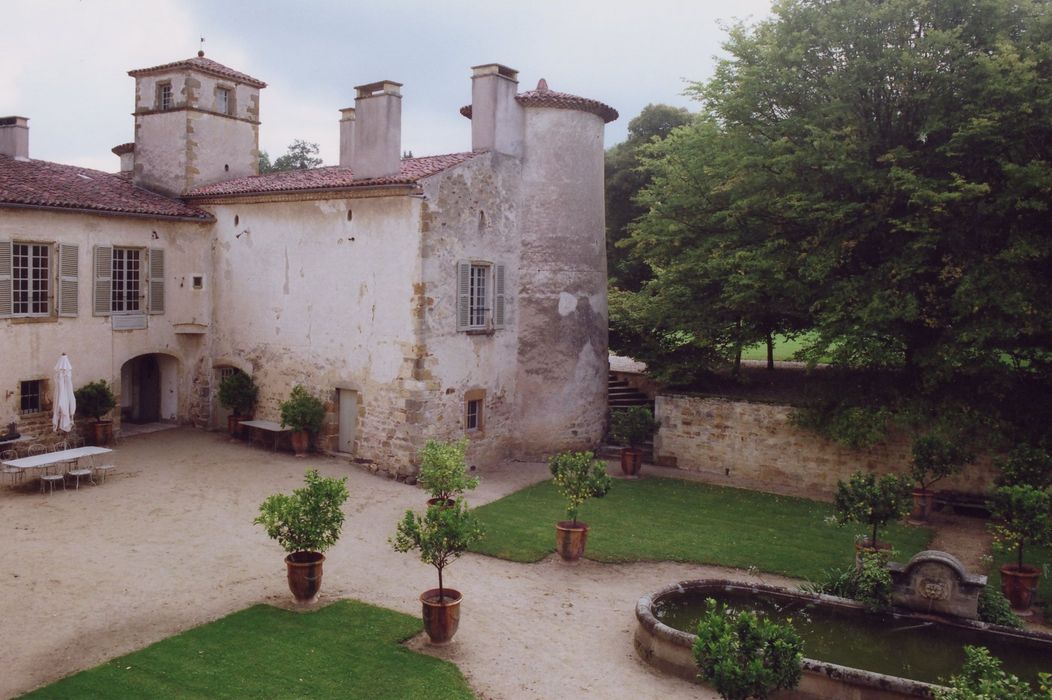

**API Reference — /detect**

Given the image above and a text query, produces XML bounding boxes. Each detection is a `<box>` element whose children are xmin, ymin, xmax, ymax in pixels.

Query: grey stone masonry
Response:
<box><xmin>889</xmin><ymin>550</ymin><xmax>986</xmax><ymax>619</ymax></box>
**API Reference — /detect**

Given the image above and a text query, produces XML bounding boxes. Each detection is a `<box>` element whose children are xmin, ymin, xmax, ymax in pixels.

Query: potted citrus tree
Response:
<box><xmin>988</xmin><ymin>484</ymin><xmax>1052</xmax><ymax>614</ymax></box>
<box><xmin>833</xmin><ymin>470</ymin><xmax>912</xmax><ymax>560</ymax></box>
<box><xmin>218</xmin><ymin>371</ymin><xmax>258</xmax><ymax>440</ymax></box>
<box><xmin>74</xmin><ymin>380</ymin><xmax>117</xmax><ymax>445</ymax></box>
<box><xmin>279</xmin><ymin>385</ymin><xmax>326</xmax><ymax>457</ymax></box>
<box><xmin>418</xmin><ymin>438</ymin><xmax>478</xmax><ymax>506</ymax></box>
<box><xmin>609</xmin><ymin>406</ymin><xmax>656</xmax><ymax>478</ymax></box>
<box><xmin>391</xmin><ymin>498</ymin><xmax>484</xmax><ymax>644</ymax></box>
<box><xmin>254</xmin><ymin>469</ymin><xmax>349</xmax><ymax>603</ymax></box>
<box><xmin>549</xmin><ymin>451</ymin><xmax>612</xmax><ymax>561</ymax></box>
<box><xmin>908</xmin><ymin>433</ymin><xmax>972</xmax><ymax>521</ymax></box>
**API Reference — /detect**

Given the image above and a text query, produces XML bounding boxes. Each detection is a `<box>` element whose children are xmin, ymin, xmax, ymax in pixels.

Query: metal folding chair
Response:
<box><xmin>1</xmin><ymin>449</ymin><xmax>22</xmax><ymax>487</ymax></box>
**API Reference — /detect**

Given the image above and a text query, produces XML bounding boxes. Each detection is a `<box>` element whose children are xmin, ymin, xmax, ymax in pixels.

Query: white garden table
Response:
<box><xmin>239</xmin><ymin>420</ymin><xmax>290</xmax><ymax>452</ymax></box>
<box><xmin>1</xmin><ymin>446</ymin><xmax>113</xmax><ymax>477</ymax></box>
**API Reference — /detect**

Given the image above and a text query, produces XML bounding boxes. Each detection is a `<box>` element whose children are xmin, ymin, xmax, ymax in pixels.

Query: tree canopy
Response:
<box><xmin>616</xmin><ymin>0</ymin><xmax>1052</xmax><ymax>446</ymax></box>
<box><xmin>258</xmin><ymin>139</ymin><xmax>323</xmax><ymax>173</ymax></box>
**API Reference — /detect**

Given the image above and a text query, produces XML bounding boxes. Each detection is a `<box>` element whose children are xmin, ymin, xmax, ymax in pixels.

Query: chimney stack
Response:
<box><xmin>0</xmin><ymin>116</ymin><xmax>29</xmax><ymax>160</ymax></box>
<box><xmin>339</xmin><ymin>107</ymin><xmax>356</xmax><ymax>168</ymax></box>
<box><xmin>111</xmin><ymin>142</ymin><xmax>135</xmax><ymax>173</ymax></box>
<box><xmin>469</xmin><ymin>64</ymin><xmax>523</xmax><ymax>157</ymax></box>
<box><xmin>351</xmin><ymin>81</ymin><xmax>402</xmax><ymax>180</ymax></box>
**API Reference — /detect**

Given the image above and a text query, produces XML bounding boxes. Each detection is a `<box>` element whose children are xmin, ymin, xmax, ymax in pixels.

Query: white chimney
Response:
<box><xmin>352</xmin><ymin>81</ymin><xmax>402</xmax><ymax>180</ymax></box>
<box><xmin>469</xmin><ymin>64</ymin><xmax>523</xmax><ymax>157</ymax></box>
<box><xmin>339</xmin><ymin>107</ymin><xmax>356</xmax><ymax>168</ymax></box>
<box><xmin>0</xmin><ymin>116</ymin><xmax>29</xmax><ymax>160</ymax></box>
<box><xmin>111</xmin><ymin>142</ymin><xmax>135</xmax><ymax>173</ymax></box>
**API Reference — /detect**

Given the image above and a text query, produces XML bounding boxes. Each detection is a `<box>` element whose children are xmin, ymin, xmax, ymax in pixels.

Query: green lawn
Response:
<box><xmin>23</xmin><ymin>601</ymin><xmax>473</xmax><ymax>700</ymax></box>
<box><xmin>995</xmin><ymin>544</ymin><xmax>1052</xmax><ymax>606</ymax></box>
<box><xmin>469</xmin><ymin>477</ymin><xmax>931</xmax><ymax>582</ymax></box>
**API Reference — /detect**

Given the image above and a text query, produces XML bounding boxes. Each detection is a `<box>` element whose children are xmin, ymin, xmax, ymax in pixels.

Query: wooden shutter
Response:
<box><xmin>57</xmin><ymin>243</ymin><xmax>78</xmax><ymax>317</ymax></box>
<box><xmin>0</xmin><ymin>240</ymin><xmax>11</xmax><ymax>318</ymax></box>
<box><xmin>148</xmin><ymin>248</ymin><xmax>165</xmax><ymax>314</ymax></box>
<box><xmin>93</xmin><ymin>245</ymin><xmax>112</xmax><ymax>316</ymax></box>
<box><xmin>493</xmin><ymin>264</ymin><xmax>506</xmax><ymax>328</ymax></box>
<box><xmin>456</xmin><ymin>261</ymin><xmax>471</xmax><ymax>331</ymax></box>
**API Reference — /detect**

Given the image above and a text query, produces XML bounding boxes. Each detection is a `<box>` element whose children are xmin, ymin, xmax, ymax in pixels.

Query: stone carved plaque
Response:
<box><xmin>889</xmin><ymin>550</ymin><xmax>986</xmax><ymax>620</ymax></box>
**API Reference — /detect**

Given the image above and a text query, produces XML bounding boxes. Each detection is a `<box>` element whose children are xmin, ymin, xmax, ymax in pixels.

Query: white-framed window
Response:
<box><xmin>156</xmin><ymin>82</ymin><xmax>173</xmax><ymax>110</ymax></box>
<box><xmin>464</xmin><ymin>388</ymin><xmax>485</xmax><ymax>433</ymax></box>
<box><xmin>216</xmin><ymin>87</ymin><xmax>231</xmax><ymax>115</ymax></box>
<box><xmin>93</xmin><ymin>246</ymin><xmax>164</xmax><ymax>316</ymax></box>
<box><xmin>12</xmin><ymin>242</ymin><xmax>49</xmax><ymax>316</ymax></box>
<box><xmin>457</xmin><ymin>260</ymin><xmax>506</xmax><ymax>332</ymax></box>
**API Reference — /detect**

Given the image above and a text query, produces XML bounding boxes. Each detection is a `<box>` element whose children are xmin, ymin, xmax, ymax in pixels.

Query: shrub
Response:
<box><xmin>935</xmin><ymin>645</ymin><xmax>1052</xmax><ymax>699</ymax></box>
<box><xmin>833</xmin><ymin>471</ymin><xmax>913</xmax><ymax>549</ymax></box>
<box><xmin>279</xmin><ymin>385</ymin><xmax>326</xmax><ymax>434</ymax></box>
<box><xmin>254</xmin><ymin>469</ymin><xmax>349</xmax><ymax>555</ymax></box>
<box><xmin>217</xmin><ymin>371</ymin><xmax>258</xmax><ymax>416</ymax></box>
<box><xmin>693</xmin><ymin>598</ymin><xmax>803</xmax><ymax>700</ymax></box>
<box><xmin>74</xmin><ymin>380</ymin><xmax>117</xmax><ymax>422</ymax></box>
<box><xmin>391</xmin><ymin>498</ymin><xmax>484</xmax><ymax>600</ymax></box>
<box><xmin>910</xmin><ymin>433</ymin><xmax>973</xmax><ymax>491</ymax></box>
<box><xmin>996</xmin><ymin>445</ymin><xmax>1052</xmax><ymax>491</ymax></box>
<box><xmin>801</xmin><ymin>550</ymin><xmax>893</xmax><ymax>612</ymax></box>
<box><xmin>977</xmin><ymin>586</ymin><xmax>1024</xmax><ymax>629</ymax></box>
<box><xmin>549</xmin><ymin>451</ymin><xmax>612</xmax><ymax>525</ymax></box>
<box><xmin>609</xmin><ymin>406</ymin><xmax>656</xmax><ymax>449</ymax></box>
<box><xmin>988</xmin><ymin>484</ymin><xmax>1052</xmax><ymax>571</ymax></box>
<box><xmin>418</xmin><ymin>438</ymin><xmax>478</xmax><ymax>501</ymax></box>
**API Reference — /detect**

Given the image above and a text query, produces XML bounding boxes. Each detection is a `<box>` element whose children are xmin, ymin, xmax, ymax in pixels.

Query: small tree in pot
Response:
<box><xmin>217</xmin><ymin>371</ymin><xmax>258</xmax><ymax>439</ymax></box>
<box><xmin>549</xmin><ymin>451</ymin><xmax>613</xmax><ymax>561</ymax></box>
<box><xmin>610</xmin><ymin>406</ymin><xmax>656</xmax><ymax>478</ymax></box>
<box><xmin>909</xmin><ymin>433</ymin><xmax>973</xmax><ymax>521</ymax></box>
<box><xmin>74</xmin><ymin>380</ymin><xmax>117</xmax><ymax>445</ymax></box>
<box><xmin>279</xmin><ymin>385</ymin><xmax>326</xmax><ymax>457</ymax></box>
<box><xmin>988</xmin><ymin>484</ymin><xmax>1052</xmax><ymax>614</ymax></box>
<box><xmin>418</xmin><ymin>438</ymin><xmax>478</xmax><ymax>506</ymax></box>
<box><xmin>833</xmin><ymin>471</ymin><xmax>912</xmax><ymax>557</ymax></box>
<box><xmin>254</xmin><ymin>469</ymin><xmax>349</xmax><ymax>603</ymax></box>
<box><xmin>995</xmin><ymin>445</ymin><xmax>1052</xmax><ymax>491</ymax></box>
<box><xmin>391</xmin><ymin>498</ymin><xmax>484</xmax><ymax>644</ymax></box>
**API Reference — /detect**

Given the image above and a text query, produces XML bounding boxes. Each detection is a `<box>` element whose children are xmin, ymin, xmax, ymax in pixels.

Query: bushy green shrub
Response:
<box><xmin>801</xmin><ymin>550</ymin><xmax>893</xmax><ymax>612</ymax></box>
<box><xmin>833</xmin><ymin>471</ymin><xmax>913</xmax><ymax>548</ymax></box>
<box><xmin>74</xmin><ymin>380</ymin><xmax>117</xmax><ymax>422</ymax></box>
<box><xmin>609</xmin><ymin>406</ymin><xmax>656</xmax><ymax>448</ymax></box>
<box><xmin>218</xmin><ymin>371</ymin><xmax>258</xmax><ymax>416</ymax></box>
<box><xmin>279</xmin><ymin>385</ymin><xmax>326</xmax><ymax>434</ymax></box>
<box><xmin>935</xmin><ymin>646</ymin><xmax>1052</xmax><ymax>699</ymax></box>
<box><xmin>693</xmin><ymin>598</ymin><xmax>803</xmax><ymax>700</ymax></box>
<box><xmin>996</xmin><ymin>445</ymin><xmax>1052</xmax><ymax>491</ymax></box>
<box><xmin>549</xmin><ymin>451</ymin><xmax>612</xmax><ymax>525</ymax></box>
<box><xmin>977</xmin><ymin>586</ymin><xmax>1024</xmax><ymax>629</ymax></box>
<box><xmin>254</xmin><ymin>469</ymin><xmax>349</xmax><ymax>555</ymax></box>
<box><xmin>418</xmin><ymin>438</ymin><xmax>478</xmax><ymax>501</ymax></box>
<box><xmin>910</xmin><ymin>433</ymin><xmax>973</xmax><ymax>491</ymax></box>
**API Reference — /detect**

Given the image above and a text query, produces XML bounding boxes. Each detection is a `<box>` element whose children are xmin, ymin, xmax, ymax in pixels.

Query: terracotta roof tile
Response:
<box><xmin>0</xmin><ymin>156</ymin><xmax>212</xmax><ymax>220</ymax></box>
<box><xmin>460</xmin><ymin>82</ymin><xmax>618</xmax><ymax>123</ymax></box>
<box><xmin>128</xmin><ymin>54</ymin><xmax>266</xmax><ymax>89</ymax></box>
<box><xmin>185</xmin><ymin>152</ymin><xmax>479</xmax><ymax>198</ymax></box>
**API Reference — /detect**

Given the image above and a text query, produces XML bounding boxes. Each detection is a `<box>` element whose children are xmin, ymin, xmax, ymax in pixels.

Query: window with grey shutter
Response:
<box><xmin>493</xmin><ymin>264</ymin><xmax>506</xmax><ymax>328</ymax></box>
<box><xmin>0</xmin><ymin>240</ymin><xmax>11</xmax><ymax>318</ymax></box>
<box><xmin>58</xmin><ymin>243</ymin><xmax>78</xmax><ymax>317</ymax></box>
<box><xmin>456</xmin><ymin>261</ymin><xmax>471</xmax><ymax>331</ymax></box>
<box><xmin>148</xmin><ymin>248</ymin><xmax>164</xmax><ymax>314</ymax></box>
<box><xmin>93</xmin><ymin>245</ymin><xmax>112</xmax><ymax>315</ymax></box>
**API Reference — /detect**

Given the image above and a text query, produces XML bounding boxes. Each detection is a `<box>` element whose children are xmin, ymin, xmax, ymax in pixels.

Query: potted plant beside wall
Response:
<box><xmin>391</xmin><ymin>498</ymin><xmax>484</xmax><ymax>644</ymax></box>
<box><xmin>832</xmin><ymin>470</ymin><xmax>912</xmax><ymax>561</ymax></box>
<box><xmin>279</xmin><ymin>385</ymin><xmax>326</xmax><ymax>457</ymax></box>
<box><xmin>218</xmin><ymin>371</ymin><xmax>258</xmax><ymax>440</ymax></box>
<box><xmin>908</xmin><ymin>433</ymin><xmax>973</xmax><ymax>522</ymax></box>
<box><xmin>988</xmin><ymin>484</ymin><xmax>1052</xmax><ymax>614</ymax></box>
<box><xmin>550</xmin><ymin>451</ymin><xmax>613</xmax><ymax>562</ymax></box>
<box><xmin>418</xmin><ymin>438</ymin><xmax>478</xmax><ymax>507</ymax></box>
<box><xmin>74</xmin><ymin>380</ymin><xmax>117</xmax><ymax>446</ymax></box>
<box><xmin>609</xmin><ymin>406</ymin><xmax>656</xmax><ymax>478</ymax></box>
<box><xmin>254</xmin><ymin>469</ymin><xmax>349</xmax><ymax>603</ymax></box>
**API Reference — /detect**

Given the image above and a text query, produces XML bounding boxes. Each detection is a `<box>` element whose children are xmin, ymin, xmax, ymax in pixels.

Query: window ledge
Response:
<box><xmin>9</xmin><ymin>316</ymin><xmax>57</xmax><ymax>325</ymax></box>
<box><xmin>464</xmin><ymin>328</ymin><xmax>496</xmax><ymax>336</ymax></box>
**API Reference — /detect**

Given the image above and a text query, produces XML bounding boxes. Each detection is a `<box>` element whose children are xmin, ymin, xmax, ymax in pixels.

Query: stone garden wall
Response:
<box><xmin>654</xmin><ymin>394</ymin><xmax>999</xmax><ymax>499</ymax></box>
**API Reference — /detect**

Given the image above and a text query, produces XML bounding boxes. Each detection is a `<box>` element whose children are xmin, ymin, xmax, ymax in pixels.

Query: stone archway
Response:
<box><xmin>120</xmin><ymin>353</ymin><xmax>179</xmax><ymax>423</ymax></box>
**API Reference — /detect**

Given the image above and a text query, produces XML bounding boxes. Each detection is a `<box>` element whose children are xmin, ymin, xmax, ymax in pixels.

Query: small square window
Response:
<box><xmin>216</xmin><ymin>88</ymin><xmax>231</xmax><ymax>115</ymax></box>
<box><xmin>192</xmin><ymin>275</ymin><xmax>204</xmax><ymax>290</ymax></box>
<box><xmin>157</xmin><ymin>82</ymin><xmax>173</xmax><ymax>111</ymax></box>
<box><xmin>20</xmin><ymin>380</ymin><xmax>42</xmax><ymax>414</ymax></box>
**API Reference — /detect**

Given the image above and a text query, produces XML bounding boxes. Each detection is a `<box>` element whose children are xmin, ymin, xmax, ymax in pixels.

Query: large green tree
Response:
<box><xmin>258</xmin><ymin>139</ymin><xmax>323</xmax><ymax>173</ymax></box>
<box><xmin>620</xmin><ymin>0</ymin><xmax>1052</xmax><ymax>442</ymax></box>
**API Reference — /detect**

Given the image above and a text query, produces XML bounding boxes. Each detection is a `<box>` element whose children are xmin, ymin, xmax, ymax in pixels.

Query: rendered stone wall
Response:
<box><xmin>655</xmin><ymin>394</ymin><xmax>999</xmax><ymax>498</ymax></box>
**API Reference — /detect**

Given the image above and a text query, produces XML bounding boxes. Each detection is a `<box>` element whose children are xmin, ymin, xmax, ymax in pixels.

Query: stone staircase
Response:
<box><xmin>601</xmin><ymin>373</ymin><xmax>655</xmax><ymax>462</ymax></box>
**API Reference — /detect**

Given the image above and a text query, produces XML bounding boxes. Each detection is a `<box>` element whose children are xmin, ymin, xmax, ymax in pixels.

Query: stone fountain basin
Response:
<box><xmin>635</xmin><ymin>579</ymin><xmax>1052</xmax><ymax>700</ymax></box>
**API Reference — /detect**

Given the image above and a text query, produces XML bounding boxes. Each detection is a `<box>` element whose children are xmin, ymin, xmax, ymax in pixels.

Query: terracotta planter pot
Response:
<box><xmin>91</xmin><ymin>421</ymin><xmax>113</xmax><ymax>446</ymax></box>
<box><xmin>290</xmin><ymin>430</ymin><xmax>310</xmax><ymax>457</ymax></box>
<box><xmin>426</xmin><ymin>497</ymin><xmax>455</xmax><ymax>509</ymax></box>
<box><xmin>555</xmin><ymin>521</ymin><xmax>589</xmax><ymax>562</ymax></box>
<box><xmin>285</xmin><ymin>551</ymin><xmax>324</xmax><ymax>602</ymax></box>
<box><xmin>620</xmin><ymin>448</ymin><xmax>642</xmax><ymax>478</ymax></box>
<box><xmin>1000</xmin><ymin>564</ymin><xmax>1041</xmax><ymax>615</ymax></box>
<box><xmin>420</xmin><ymin>587</ymin><xmax>462</xmax><ymax>644</ymax></box>
<box><xmin>910</xmin><ymin>488</ymin><xmax>935</xmax><ymax>522</ymax></box>
<box><xmin>227</xmin><ymin>414</ymin><xmax>247</xmax><ymax>440</ymax></box>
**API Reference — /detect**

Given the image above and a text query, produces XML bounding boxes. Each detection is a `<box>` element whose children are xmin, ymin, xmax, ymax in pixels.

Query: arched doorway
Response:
<box><xmin>120</xmin><ymin>353</ymin><xmax>179</xmax><ymax>423</ymax></box>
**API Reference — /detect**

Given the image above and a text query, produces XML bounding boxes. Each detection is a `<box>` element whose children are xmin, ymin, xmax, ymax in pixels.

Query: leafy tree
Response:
<box><xmin>259</xmin><ymin>139</ymin><xmax>322</xmax><ymax>173</ymax></box>
<box><xmin>548</xmin><ymin>452</ymin><xmax>612</xmax><ymax>525</ymax></box>
<box><xmin>833</xmin><ymin>471</ymin><xmax>913</xmax><ymax>549</ymax></box>
<box><xmin>935</xmin><ymin>646</ymin><xmax>1052</xmax><ymax>700</ymax></box>
<box><xmin>988</xmin><ymin>484</ymin><xmax>1052</xmax><ymax>571</ymax></box>
<box><xmin>418</xmin><ymin>438</ymin><xmax>478</xmax><ymax>502</ymax></box>
<box><xmin>254</xmin><ymin>469</ymin><xmax>349</xmax><ymax>555</ymax></box>
<box><xmin>391</xmin><ymin>498</ymin><xmax>484</xmax><ymax>601</ymax></box>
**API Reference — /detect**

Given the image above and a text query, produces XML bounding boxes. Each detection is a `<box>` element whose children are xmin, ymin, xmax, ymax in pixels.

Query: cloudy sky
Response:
<box><xmin>1</xmin><ymin>0</ymin><xmax>773</xmax><ymax>172</ymax></box>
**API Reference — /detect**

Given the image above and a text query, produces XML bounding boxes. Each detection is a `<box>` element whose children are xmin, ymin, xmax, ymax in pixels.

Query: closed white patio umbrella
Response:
<box><xmin>52</xmin><ymin>353</ymin><xmax>76</xmax><ymax>433</ymax></box>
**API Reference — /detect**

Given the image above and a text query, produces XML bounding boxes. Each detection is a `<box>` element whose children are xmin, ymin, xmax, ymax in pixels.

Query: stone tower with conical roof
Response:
<box><xmin>128</xmin><ymin>52</ymin><xmax>266</xmax><ymax>196</ymax></box>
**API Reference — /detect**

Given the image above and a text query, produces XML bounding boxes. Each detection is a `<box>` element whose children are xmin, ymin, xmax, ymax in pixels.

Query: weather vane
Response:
<box><xmin>199</xmin><ymin>36</ymin><xmax>205</xmax><ymax>57</ymax></box>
